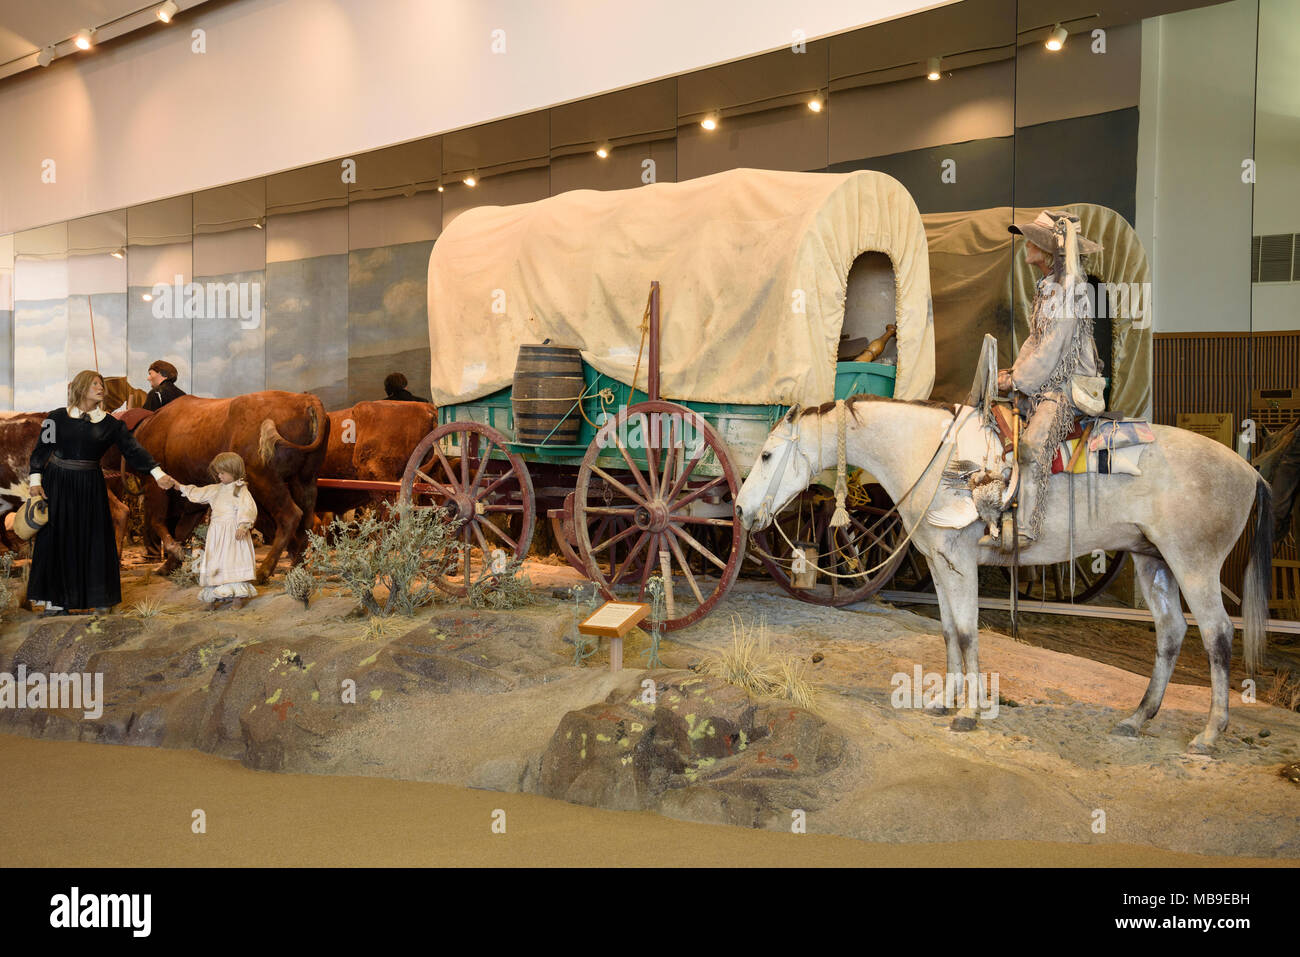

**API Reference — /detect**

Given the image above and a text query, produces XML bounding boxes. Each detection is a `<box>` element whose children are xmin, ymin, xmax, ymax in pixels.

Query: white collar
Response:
<box><xmin>67</xmin><ymin>405</ymin><xmax>106</xmax><ymax>423</ymax></box>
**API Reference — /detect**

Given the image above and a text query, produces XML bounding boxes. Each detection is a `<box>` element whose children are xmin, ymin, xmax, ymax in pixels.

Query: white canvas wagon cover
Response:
<box><xmin>426</xmin><ymin>167</ymin><xmax>934</xmax><ymax>407</ymax></box>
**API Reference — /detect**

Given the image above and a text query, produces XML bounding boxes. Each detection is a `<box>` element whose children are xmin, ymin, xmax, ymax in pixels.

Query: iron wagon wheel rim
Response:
<box><xmin>754</xmin><ymin>484</ymin><xmax>911</xmax><ymax>606</ymax></box>
<box><xmin>573</xmin><ymin>400</ymin><xmax>744</xmax><ymax>631</ymax></box>
<box><xmin>400</xmin><ymin>421</ymin><xmax>536</xmax><ymax>597</ymax></box>
<box><xmin>1000</xmin><ymin>550</ymin><xmax>1129</xmax><ymax>604</ymax></box>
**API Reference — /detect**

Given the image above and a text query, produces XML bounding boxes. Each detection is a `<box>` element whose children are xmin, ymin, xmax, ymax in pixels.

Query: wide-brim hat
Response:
<box><xmin>10</xmin><ymin>496</ymin><xmax>48</xmax><ymax>541</ymax></box>
<box><xmin>1009</xmin><ymin>209</ymin><xmax>1103</xmax><ymax>256</ymax></box>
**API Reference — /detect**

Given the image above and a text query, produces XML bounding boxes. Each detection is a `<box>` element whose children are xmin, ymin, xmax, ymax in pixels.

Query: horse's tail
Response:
<box><xmin>1241</xmin><ymin>473</ymin><xmax>1273</xmax><ymax>675</ymax></box>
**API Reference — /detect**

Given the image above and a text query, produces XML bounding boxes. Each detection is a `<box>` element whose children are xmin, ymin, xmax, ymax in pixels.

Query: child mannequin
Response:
<box><xmin>178</xmin><ymin>452</ymin><xmax>258</xmax><ymax>610</ymax></box>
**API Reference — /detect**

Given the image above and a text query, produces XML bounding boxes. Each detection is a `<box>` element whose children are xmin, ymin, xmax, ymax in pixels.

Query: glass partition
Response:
<box><xmin>348</xmin><ymin>138</ymin><xmax>442</xmax><ymax>404</ymax></box>
<box><xmin>193</xmin><ymin>178</ymin><xmax>267</xmax><ymax>398</ymax></box>
<box><xmin>13</xmin><ymin>223</ymin><xmax>69</xmax><ymax>410</ymax></box>
<box><xmin>0</xmin><ymin>235</ymin><xmax>12</xmax><ymax>409</ymax></box>
<box><xmin>67</xmin><ymin>210</ymin><xmax>128</xmax><ymax>387</ymax></box>
<box><xmin>127</xmin><ymin>195</ymin><xmax>194</xmax><ymax>393</ymax></box>
<box><xmin>265</xmin><ymin>162</ymin><xmax>349</xmax><ymax>410</ymax></box>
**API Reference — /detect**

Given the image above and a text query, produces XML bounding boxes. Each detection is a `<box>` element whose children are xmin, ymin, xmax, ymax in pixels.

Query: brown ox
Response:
<box><xmin>121</xmin><ymin>391</ymin><xmax>329</xmax><ymax>583</ymax></box>
<box><xmin>316</xmin><ymin>400</ymin><xmax>438</xmax><ymax>520</ymax></box>
<box><xmin>0</xmin><ymin>412</ymin><xmax>130</xmax><ymax>555</ymax></box>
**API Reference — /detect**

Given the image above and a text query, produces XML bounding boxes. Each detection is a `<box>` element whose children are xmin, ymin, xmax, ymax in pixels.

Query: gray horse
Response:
<box><xmin>735</xmin><ymin>395</ymin><xmax>1271</xmax><ymax>753</ymax></box>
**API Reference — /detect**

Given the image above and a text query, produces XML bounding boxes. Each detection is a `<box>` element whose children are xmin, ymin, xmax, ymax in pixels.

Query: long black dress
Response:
<box><xmin>27</xmin><ymin>408</ymin><xmax>162</xmax><ymax>610</ymax></box>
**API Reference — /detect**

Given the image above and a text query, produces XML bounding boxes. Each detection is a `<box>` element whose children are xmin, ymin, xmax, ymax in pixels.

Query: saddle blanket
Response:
<box><xmin>991</xmin><ymin>405</ymin><xmax>1152</xmax><ymax>476</ymax></box>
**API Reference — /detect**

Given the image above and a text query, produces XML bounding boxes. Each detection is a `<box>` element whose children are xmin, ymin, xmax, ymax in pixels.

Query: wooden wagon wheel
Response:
<box><xmin>1001</xmin><ymin>549</ymin><xmax>1128</xmax><ymax>604</ymax></box>
<box><xmin>574</xmin><ymin>401</ymin><xmax>744</xmax><ymax>631</ymax></box>
<box><xmin>754</xmin><ymin>482</ymin><xmax>913</xmax><ymax>606</ymax></box>
<box><xmin>400</xmin><ymin>421</ymin><xmax>535</xmax><ymax>596</ymax></box>
<box><xmin>551</xmin><ymin>508</ymin><xmax>650</xmax><ymax>580</ymax></box>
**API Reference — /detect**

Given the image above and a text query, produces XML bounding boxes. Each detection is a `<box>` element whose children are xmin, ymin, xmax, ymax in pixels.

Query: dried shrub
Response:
<box><xmin>703</xmin><ymin>616</ymin><xmax>819</xmax><ymax>713</ymax></box>
<box><xmin>306</xmin><ymin>503</ymin><xmax>461</xmax><ymax>616</ymax></box>
<box><xmin>467</xmin><ymin>557</ymin><xmax>535</xmax><ymax>610</ymax></box>
<box><xmin>0</xmin><ymin>552</ymin><xmax>14</xmax><ymax>621</ymax></box>
<box><xmin>284</xmin><ymin>563</ymin><xmax>318</xmax><ymax>609</ymax></box>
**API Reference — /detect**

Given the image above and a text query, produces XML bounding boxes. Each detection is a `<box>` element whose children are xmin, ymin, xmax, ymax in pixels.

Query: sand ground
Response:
<box><xmin>1</xmin><ymin>548</ymin><xmax>1297</xmax><ymax>866</ymax></box>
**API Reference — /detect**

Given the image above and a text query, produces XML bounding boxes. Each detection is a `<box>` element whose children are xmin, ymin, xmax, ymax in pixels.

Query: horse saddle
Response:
<box><xmin>926</xmin><ymin>405</ymin><xmax>1157</xmax><ymax>530</ymax></box>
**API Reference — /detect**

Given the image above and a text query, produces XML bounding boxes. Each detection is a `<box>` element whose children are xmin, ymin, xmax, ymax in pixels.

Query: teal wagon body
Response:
<box><xmin>439</xmin><ymin>360</ymin><xmax>897</xmax><ymax>475</ymax></box>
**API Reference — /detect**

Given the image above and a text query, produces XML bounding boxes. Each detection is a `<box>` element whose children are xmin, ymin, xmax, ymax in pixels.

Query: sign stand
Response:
<box><xmin>578</xmin><ymin>601</ymin><xmax>652</xmax><ymax>673</ymax></box>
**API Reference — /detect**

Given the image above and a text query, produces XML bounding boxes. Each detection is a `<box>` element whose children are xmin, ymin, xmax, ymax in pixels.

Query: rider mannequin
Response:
<box><xmin>988</xmin><ymin>210</ymin><xmax>1104</xmax><ymax>550</ymax></box>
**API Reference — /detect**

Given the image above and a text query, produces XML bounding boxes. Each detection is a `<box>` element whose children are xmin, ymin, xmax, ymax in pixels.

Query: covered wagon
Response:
<box><xmin>407</xmin><ymin>166</ymin><xmax>936</xmax><ymax>627</ymax></box>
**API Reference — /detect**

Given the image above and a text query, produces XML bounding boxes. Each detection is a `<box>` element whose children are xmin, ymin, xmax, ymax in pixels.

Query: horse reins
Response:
<box><xmin>749</xmin><ymin>403</ymin><xmax>965</xmax><ymax>580</ymax></box>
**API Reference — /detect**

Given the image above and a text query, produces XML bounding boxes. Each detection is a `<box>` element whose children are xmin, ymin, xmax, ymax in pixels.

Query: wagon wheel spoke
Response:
<box><xmin>591</xmin><ymin>521</ymin><xmax>641</xmax><ymax>556</ymax></box>
<box><xmin>462</xmin><ymin>524</ymin><xmax>472</xmax><ymax>586</ymax></box>
<box><xmin>610</xmin><ymin>435</ymin><xmax>654</xmax><ymax>504</ymax></box>
<box><xmin>479</xmin><ymin>469</ymin><xmax>521</xmax><ymax>500</ymax></box>
<box><xmin>482</xmin><ymin>504</ymin><xmax>523</xmax><ymax>513</ymax></box>
<box><xmin>433</xmin><ymin>446</ymin><xmax>460</xmax><ymax>490</ymax></box>
<box><xmin>640</xmin><ymin>413</ymin><xmax>661</xmax><ymax>498</ymax></box>
<box><xmin>1051</xmin><ymin>563</ymin><xmax>1067</xmax><ymax>601</ymax></box>
<box><xmin>591</xmin><ymin>467</ymin><xmax>648</xmax><ymax>508</ymax></box>
<box><xmin>471</xmin><ymin>522</ymin><xmax>493</xmax><ymax>563</ymax></box>
<box><xmin>663</xmin><ymin>529</ymin><xmax>706</xmax><ymax>605</ymax></box>
<box><xmin>612</xmin><ymin>532</ymin><xmax>653</xmax><ymax>586</ymax></box>
<box><xmin>847</xmin><ymin>513</ymin><xmax>891</xmax><ymax>553</ymax></box>
<box><xmin>480</xmin><ymin>516</ymin><xmax>519</xmax><ymax>552</ymax></box>
<box><xmin>671</xmin><ymin>474</ymin><xmax>727</xmax><ymax>512</ymax></box>
<box><xmin>415</xmin><ymin>469</ymin><xmax>455</xmax><ymax>499</ymax></box>
<box><xmin>661</xmin><ymin>417</ymin><xmax>679</xmax><ymax>497</ymax></box>
<box><xmin>666</xmin><ymin>447</ymin><xmax>706</xmax><ymax>502</ymax></box>
<box><xmin>636</xmin><ymin>535</ymin><xmax>660</xmax><ymax>595</ymax></box>
<box><xmin>469</xmin><ymin>439</ymin><xmax>495</xmax><ymax>495</ymax></box>
<box><xmin>671</xmin><ymin>523</ymin><xmax>728</xmax><ymax>572</ymax></box>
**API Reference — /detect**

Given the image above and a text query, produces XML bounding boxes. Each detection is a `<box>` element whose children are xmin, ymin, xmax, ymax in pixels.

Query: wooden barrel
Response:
<box><xmin>512</xmin><ymin>344</ymin><xmax>584</xmax><ymax>445</ymax></box>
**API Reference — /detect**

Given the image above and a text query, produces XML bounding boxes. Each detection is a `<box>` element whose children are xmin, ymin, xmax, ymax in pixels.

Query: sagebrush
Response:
<box><xmin>305</xmin><ymin>503</ymin><xmax>462</xmax><ymax>616</ymax></box>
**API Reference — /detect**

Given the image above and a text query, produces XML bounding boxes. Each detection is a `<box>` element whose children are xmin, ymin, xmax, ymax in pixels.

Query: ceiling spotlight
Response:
<box><xmin>157</xmin><ymin>1</ymin><xmax>179</xmax><ymax>23</ymax></box>
<box><xmin>437</xmin><ymin>183</ymin><xmax>445</xmax><ymax>193</ymax></box>
<box><xmin>463</xmin><ymin>174</ymin><xmax>477</xmax><ymax>187</ymax></box>
<box><xmin>110</xmin><ymin>247</ymin><xmax>125</xmax><ymax>259</ymax></box>
<box><xmin>36</xmin><ymin>45</ymin><xmax>56</xmax><ymax>67</ymax></box>
<box><xmin>807</xmin><ymin>97</ymin><xmax>823</xmax><ymax>112</ymax></box>
<box><xmin>596</xmin><ymin>146</ymin><xmax>609</xmax><ymax>158</ymax></box>
<box><xmin>253</xmin><ymin>218</ymin><xmax>264</xmax><ymax>229</ymax></box>
<box><xmin>1046</xmin><ymin>24</ymin><xmax>1068</xmax><ymax>51</ymax></box>
<box><xmin>74</xmin><ymin>28</ymin><xmax>95</xmax><ymax>50</ymax></box>
<box><xmin>926</xmin><ymin>56</ymin><xmax>941</xmax><ymax>80</ymax></box>
<box><xmin>700</xmin><ymin>114</ymin><xmax>719</xmax><ymax>131</ymax></box>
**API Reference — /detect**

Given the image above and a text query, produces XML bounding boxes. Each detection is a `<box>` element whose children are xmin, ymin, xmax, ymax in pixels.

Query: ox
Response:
<box><xmin>120</xmin><ymin>391</ymin><xmax>329</xmax><ymax>583</ymax></box>
<box><xmin>316</xmin><ymin>400</ymin><xmax>438</xmax><ymax>520</ymax></box>
<box><xmin>0</xmin><ymin>411</ymin><xmax>131</xmax><ymax>555</ymax></box>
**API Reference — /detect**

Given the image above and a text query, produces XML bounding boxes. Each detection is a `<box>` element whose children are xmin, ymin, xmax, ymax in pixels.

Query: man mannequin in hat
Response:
<box><xmin>144</xmin><ymin>360</ymin><xmax>186</xmax><ymax>412</ymax></box>
<box><xmin>987</xmin><ymin>209</ymin><xmax>1106</xmax><ymax>550</ymax></box>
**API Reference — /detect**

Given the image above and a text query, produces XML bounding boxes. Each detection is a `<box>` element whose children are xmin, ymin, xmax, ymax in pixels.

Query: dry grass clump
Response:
<box><xmin>1265</xmin><ymin>669</ymin><xmax>1300</xmax><ymax>713</ymax></box>
<box><xmin>703</xmin><ymin>616</ymin><xmax>819</xmax><ymax>712</ymax></box>
<box><xmin>127</xmin><ymin>597</ymin><xmax>163</xmax><ymax>620</ymax></box>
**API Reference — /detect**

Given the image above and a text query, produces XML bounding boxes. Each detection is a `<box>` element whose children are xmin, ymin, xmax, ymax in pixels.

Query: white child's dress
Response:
<box><xmin>179</xmin><ymin>480</ymin><xmax>258</xmax><ymax>602</ymax></box>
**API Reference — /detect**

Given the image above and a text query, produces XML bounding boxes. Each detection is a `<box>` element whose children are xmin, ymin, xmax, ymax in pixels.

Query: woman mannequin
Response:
<box><xmin>28</xmin><ymin>370</ymin><xmax>177</xmax><ymax>615</ymax></box>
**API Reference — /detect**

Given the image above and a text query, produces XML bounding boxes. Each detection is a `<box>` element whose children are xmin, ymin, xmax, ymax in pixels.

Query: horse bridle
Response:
<box><xmin>755</xmin><ymin>402</ymin><xmax>965</xmax><ymax>531</ymax></box>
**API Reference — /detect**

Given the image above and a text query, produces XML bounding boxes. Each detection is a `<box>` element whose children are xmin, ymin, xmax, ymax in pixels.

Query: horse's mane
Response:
<box><xmin>790</xmin><ymin>393</ymin><xmax>953</xmax><ymax>422</ymax></box>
